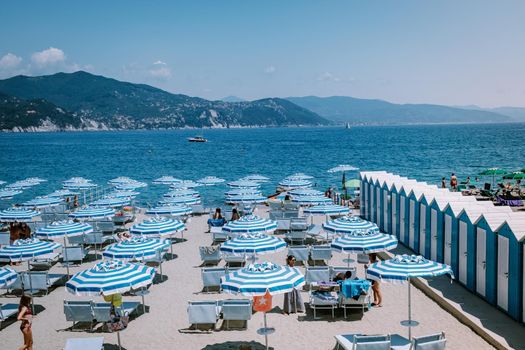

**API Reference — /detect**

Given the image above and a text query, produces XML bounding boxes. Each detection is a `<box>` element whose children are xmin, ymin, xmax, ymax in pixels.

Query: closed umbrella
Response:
<box><xmin>366</xmin><ymin>254</ymin><xmax>453</xmax><ymax>338</ymax></box>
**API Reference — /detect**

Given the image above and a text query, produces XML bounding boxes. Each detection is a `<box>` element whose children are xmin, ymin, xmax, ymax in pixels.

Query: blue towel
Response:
<box><xmin>340</xmin><ymin>279</ymin><xmax>371</xmax><ymax>299</ymax></box>
<box><xmin>207</xmin><ymin>218</ymin><xmax>226</xmax><ymax>227</ymax></box>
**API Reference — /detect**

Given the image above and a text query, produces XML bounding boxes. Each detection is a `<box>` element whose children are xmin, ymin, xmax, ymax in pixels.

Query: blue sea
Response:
<box><xmin>1</xmin><ymin>123</ymin><xmax>523</xmax><ymax>208</ymax></box>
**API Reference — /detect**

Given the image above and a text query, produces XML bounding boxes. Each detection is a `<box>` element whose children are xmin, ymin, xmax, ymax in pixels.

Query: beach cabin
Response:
<box><xmin>390</xmin><ymin>181</ymin><xmax>405</xmax><ymax>240</ymax></box>
<box><xmin>407</xmin><ymin>185</ymin><xmax>437</xmax><ymax>253</ymax></box>
<box><xmin>442</xmin><ymin>201</ymin><xmax>467</xmax><ymax>275</ymax></box>
<box><xmin>474</xmin><ymin>212</ymin><xmax>511</xmax><ymax>305</ymax></box>
<box><xmin>396</xmin><ymin>180</ymin><xmax>419</xmax><ymax>245</ymax></box>
<box><xmin>428</xmin><ymin>196</ymin><xmax>450</xmax><ymax>263</ymax></box>
<box><xmin>495</xmin><ymin>213</ymin><xmax>525</xmax><ymax>320</ymax></box>
<box><xmin>373</xmin><ymin>176</ymin><xmax>387</xmax><ymax>230</ymax></box>
<box><xmin>360</xmin><ymin>172</ymin><xmax>372</xmax><ymax>221</ymax></box>
<box><xmin>380</xmin><ymin>178</ymin><xmax>397</xmax><ymax>234</ymax></box>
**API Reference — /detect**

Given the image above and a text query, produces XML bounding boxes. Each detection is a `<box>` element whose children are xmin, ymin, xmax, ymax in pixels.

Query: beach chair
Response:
<box><xmin>290</xmin><ymin>217</ymin><xmax>308</xmax><ymax>231</ymax></box>
<box><xmin>276</xmin><ymin>219</ymin><xmax>291</xmax><ymax>232</ymax></box>
<box><xmin>221</xmin><ymin>299</ymin><xmax>252</xmax><ymax>329</ymax></box>
<box><xmin>199</xmin><ymin>246</ymin><xmax>222</xmax><ymax>266</ymax></box>
<box><xmin>21</xmin><ymin>271</ymin><xmax>50</xmax><ymax>295</ymax></box>
<box><xmin>286</xmin><ymin>230</ymin><xmax>308</xmax><ymax>245</ymax></box>
<box><xmin>284</xmin><ymin>203</ymin><xmax>299</xmax><ymax>211</ymax></box>
<box><xmin>268</xmin><ymin>201</ymin><xmax>283</xmax><ymax>211</ymax></box>
<box><xmin>306</xmin><ymin>224</ymin><xmax>323</xmax><ymax>240</ymax></box>
<box><xmin>269</xmin><ymin>210</ymin><xmax>284</xmax><ymax>220</ymax></box>
<box><xmin>30</xmin><ymin>252</ymin><xmax>60</xmax><ymax>270</ymax></box>
<box><xmin>0</xmin><ymin>232</ymin><xmax>10</xmax><ymax>247</ymax></box>
<box><xmin>283</xmin><ymin>210</ymin><xmax>300</xmax><ymax>218</ymax></box>
<box><xmin>334</xmin><ymin>334</ymin><xmax>391</xmax><ymax>350</ymax></box>
<box><xmin>191</xmin><ymin>204</ymin><xmax>210</xmax><ymax>215</ymax></box>
<box><xmin>67</xmin><ymin>234</ymin><xmax>86</xmax><ymax>245</ymax></box>
<box><xmin>309</xmin><ymin>290</ymin><xmax>338</xmax><ymax>319</ymax></box>
<box><xmin>310</xmin><ymin>245</ymin><xmax>332</xmax><ymax>265</ymax></box>
<box><xmin>287</xmin><ymin>245</ymin><xmax>309</xmax><ymax>265</ymax></box>
<box><xmin>64</xmin><ymin>337</ymin><xmax>104</xmax><ymax>350</ymax></box>
<box><xmin>410</xmin><ymin>332</ymin><xmax>446</xmax><ymax>350</ymax></box>
<box><xmin>0</xmin><ymin>303</ymin><xmax>18</xmax><ymax>329</ymax></box>
<box><xmin>92</xmin><ymin>301</ymin><xmax>140</xmax><ymax>323</ymax></box>
<box><xmin>62</xmin><ymin>246</ymin><xmax>87</xmax><ymax>266</ymax></box>
<box><xmin>330</xmin><ymin>266</ymin><xmax>357</xmax><ymax>281</ymax></box>
<box><xmin>223</xmin><ymin>253</ymin><xmax>246</xmax><ymax>267</ymax></box>
<box><xmin>339</xmin><ymin>279</ymin><xmax>371</xmax><ymax>317</ymax></box>
<box><xmin>144</xmin><ymin>250</ymin><xmax>167</xmax><ymax>280</ymax></box>
<box><xmin>305</xmin><ymin>266</ymin><xmax>331</xmax><ymax>285</ymax></box>
<box><xmin>357</xmin><ymin>253</ymin><xmax>370</xmax><ymax>264</ymax></box>
<box><xmin>211</xmin><ymin>226</ymin><xmax>228</xmax><ymax>243</ymax></box>
<box><xmin>187</xmin><ymin>300</ymin><xmax>221</xmax><ymax>329</ymax></box>
<box><xmin>201</xmin><ymin>267</ymin><xmax>227</xmax><ymax>292</ymax></box>
<box><xmin>63</xmin><ymin>300</ymin><xmax>95</xmax><ymax>330</ymax></box>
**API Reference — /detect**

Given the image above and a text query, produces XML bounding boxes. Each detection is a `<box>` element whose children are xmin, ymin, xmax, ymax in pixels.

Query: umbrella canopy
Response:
<box><xmin>63</xmin><ymin>177</ymin><xmax>92</xmax><ymax>184</ymax></box>
<box><xmin>344</xmin><ymin>179</ymin><xmax>361</xmax><ymax>188</ymax></box>
<box><xmin>220</xmin><ymin>233</ymin><xmax>286</xmax><ymax>255</ymax></box>
<box><xmin>227</xmin><ymin>180</ymin><xmax>261</xmax><ymax>188</ymax></box>
<box><xmin>91</xmin><ymin>197</ymin><xmax>131</xmax><ymax>208</ymax></box>
<box><xmin>478</xmin><ymin>168</ymin><xmax>507</xmax><ymax>176</ymax></box>
<box><xmin>35</xmin><ymin>220</ymin><xmax>93</xmax><ymax>239</ymax></box>
<box><xmin>108</xmin><ymin>177</ymin><xmax>135</xmax><ymax>185</ymax></box>
<box><xmin>291</xmin><ymin>195</ymin><xmax>331</xmax><ymax>205</ymax></box>
<box><xmin>130</xmin><ymin>217</ymin><xmax>185</xmax><ymax>237</ymax></box>
<box><xmin>225</xmin><ymin>194</ymin><xmax>267</xmax><ymax>204</ymax></box>
<box><xmin>69</xmin><ymin>207</ymin><xmax>115</xmax><ymax>220</ymax></box>
<box><xmin>0</xmin><ymin>189</ymin><xmax>23</xmax><ymax>199</ymax></box>
<box><xmin>327</xmin><ymin>165</ymin><xmax>359</xmax><ymax>173</ymax></box>
<box><xmin>197</xmin><ymin>176</ymin><xmax>225</xmax><ymax>185</ymax></box>
<box><xmin>286</xmin><ymin>173</ymin><xmax>314</xmax><ymax>180</ymax></box>
<box><xmin>288</xmin><ymin>188</ymin><xmax>323</xmax><ymax>197</ymax></box>
<box><xmin>65</xmin><ymin>259</ymin><xmax>155</xmax><ymax>296</ymax></box>
<box><xmin>222</xmin><ymin>215</ymin><xmax>277</xmax><ymax>234</ymax></box>
<box><xmin>64</xmin><ymin>182</ymin><xmax>98</xmax><ymax>190</ymax></box>
<box><xmin>0</xmin><ymin>267</ymin><xmax>18</xmax><ymax>288</ymax></box>
<box><xmin>304</xmin><ymin>204</ymin><xmax>350</xmax><ymax>215</ymax></box>
<box><xmin>278</xmin><ymin>178</ymin><xmax>312</xmax><ymax>190</ymax></box>
<box><xmin>0</xmin><ymin>238</ymin><xmax>61</xmax><ymax>262</ymax></box>
<box><xmin>106</xmin><ymin>190</ymin><xmax>140</xmax><ymax>198</ymax></box>
<box><xmin>159</xmin><ymin>196</ymin><xmax>201</xmax><ymax>205</ymax></box>
<box><xmin>153</xmin><ymin>176</ymin><xmax>182</xmax><ymax>185</ymax></box>
<box><xmin>115</xmin><ymin>181</ymin><xmax>148</xmax><ymax>190</ymax></box>
<box><xmin>103</xmin><ymin>237</ymin><xmax>170</xmax><ymax>261</ymax></box>
<box><xmin>169</xmin><ymin>180</ymin><xmax>203</xmax><ymax>189</ymax></box>
<box><xmin>331</xmin><ymin>230</ymin><xmax>398</xmax><ymax>253</ymax></box>
<box><xmin>47</xmin><ymin>189</ymin><xmax>79</xmax><ymax>197</ymax></box>
<box><xmin>323</xmin><ymin>216</ymin><xmax>379</xmax><ymax>234</ymax></box>
<box><xmin>21</xmin><ymin>196</ymin><xmax>64</xmax><ymax>209</ymax></box>
<box><xmin>0</xmin><ymin>208</ymin><xmax>40</xmax><ymax>222</ymax></box>
<box><xmin>225</xmin><ymin>188</ymin><xmax>262</xmax><ymax>196</ymax></box>
<box><xmin>221</xmin><ymin>261</ymin><xmax>305</xmax><ymax>296</ymax></box>
<box><xmin>366</xmin><ymin>254</ymin><xmax>453</xmax><ymax>283</ymax></box>
<box><xmin>241</xmin><ymin>174</ymin><xmax>270</xmax><ymax>183</ymax></box>
<box><xmin>503</xmin><ymin>171</ymin><xmax>525</xmax><ymax>180</ymax></box>
<box><xmin>163</xmin><ymin>189</ymin><xmax>200</xmax><ymax>198</ymax></box>
<box><xmin>145</xmin><ymin>205</ymin><xmax>192</xmax><ymax>216</ymax></box>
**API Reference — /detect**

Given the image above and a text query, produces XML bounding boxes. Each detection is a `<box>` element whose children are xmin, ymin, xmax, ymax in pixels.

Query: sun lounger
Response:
<box><xmin>276</xmin><ymin>219</ymin><xmax>291</xmax><ymax>232</ymax></box>
<box><xmin>92</xmin><ymin>301</ymin><xmax>140</xmax><ymax>322</ymax></box>
<box><xmin>191</xmin><ymin>204</ymin><xmax>210</xmax><ymax>215</ymax></box>
<box><xmin>290</xmin><ymin>217</ymin><xmax>308</xmax><ymax>231</ymax></box>
<box><xmin>0</xmin><ymin>303</ymin><xmax>18</xmax><ymax>328</ymax></box>
<box><xmin>309</xmin><ymin>290</ymin><xmax>338</xmax><ymax>319</ymax></box>
<box><xmin>211</xmin><ymin>226</ymin><xmax>228</xmax><ymax>243</ymax></box>
<box><xmin>330</xmin><ymin>266</ymin><xmax>357</xmax><ymax>281</ymax></box>
<box><xmin>286</xmin><ymin>230</ymin><xmax>308</xmax><ymax>245</ymax></box>
<box><xmin>187</xmin><ymin>300</ymin><xmax>221</xmax><ymax>328</ymax></box>
<box><xmin>199</xmin><ymin>246</ymin><xmax>222</xmax><ymax>266</ymax></box>
<box><xmin>201</xmin><ymin>267</ymin><xmax>227</xmax><ymax>292</ymax></box>
<box><xmin>62</xmin><ymin>246</ymin><xmax>87</xmax><ymax>266</ymax></box>
<box><xmin>30</xmin><ymin>252</ymin><xmax>60</xmax><ymax>270</ymax></box>
<box><xmin>64</xmin><ymin>337</ymin><xmax>104</xmax><ymax>350</ymax></box>
<box><xmin>339</xmin><ymin>279</ymin><xmax>371</xmax><ymax>317</ymax></box>
<box><xmin>305</xmin><ymin>266</ymin><xmax>331</xmax><ymax>285</ymax></box>
<box><xmin>64</xmin><ymin>300</ymin><xmax>95</xmax><ymax>330</ymax></box>
<box><xmin>21</xmin><ymin>271</ymin><xmax>51</xmax><ymax>295</ymax></box>
<box><xmin>96</xmin><ymin>220</ymin><xmax>116</xmax><ymax>234</ymax></box>
<box><xmin>0</xmin><ymin>232</ymin><xmax>10</xmax><ymax>247</ymax></box>
<box><xmin>223</xmin><ymin>253</ymin><xmax>246</xmax><ymax>267</ymax></box>
<box><xmin>335</xmin><ymin>334</ymin><xmax>391</xmax><ymax>350</ymax></box>
<box><xmin>411</xmin><ymin>332</ymin><xmax>446</xmax><ymax>350</ymax></box>
<box><xmin>283</xmin><ymin>210</ymin><xmax>299</xmax><ymax>218</ymax></box>
<box><xmin>310</xmin><ymin>245</ymin><xmax>332</xmax><ymax>265</ymax></box>
<box><xmin>288</xmin><ymin>245</ymin><xmax>309</xmax><ymax>264</ymax></box>
<box><xmin>221</xmin><ymin>299</ymin><xmax>252</xmax><ymax>329</ymax></box>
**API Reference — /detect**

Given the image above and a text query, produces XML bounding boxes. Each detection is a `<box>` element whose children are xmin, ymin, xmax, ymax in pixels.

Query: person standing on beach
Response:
<box><xmin>366</xmin><ymin>253</ymin><xmax>382</xmax><ymax>307</ymax></box>
<box><xmin>17</xmin><ymin>294</ymin><xmax>33</xmax><ymax>350</ymax></box>
<box><xmin>450</xmin><ymin>173</ymin><xmax>458</xmax><ymax>191</ymax></box>
<box><xmin>441</xmin><ymin>177</ymin><xmax>446</xmax><ymax>189</ymax></box>
<box><xmin>283</xmin><ymin>255</ymin><xmax>304</xmax><ymax>314</ymax></box>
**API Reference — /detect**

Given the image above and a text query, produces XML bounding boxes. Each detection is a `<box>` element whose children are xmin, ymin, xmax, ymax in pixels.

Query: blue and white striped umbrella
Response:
<box><xmin>225</xmin><ymin>194</ymin><xmax>266</xmax><ymax>204</ymax></box>
<box><xmin>220</xmin><ymin>233</ymin><xmax>286</xmax><ymax>255</ymax></box>
<box><xmin>63</xmin><ymin>177</ymin><xmax>91</xmax><ymax>184</ymax></box>
<box><xmin>6</xmin><ymin>181</ymin><xmax>38</xmax><ymax>189</ymax></box>
<box><xmin>69</xmin><ymin>207</ymin><xmax>115</xmax><ymax>220</ymax></box>
<box><xmin>107</xmin><ymin>190</ymin><xmax>140</xmax><ymax>198</ymax></box>
<box><xmin>153</xmin><ymin>176</ymin><xmax>182</xmax><ymax>185</ymax></box>
<box><xmin>0</xmin><ymin>267</ymin><xmax>18</xmax><ymax>288</ymax></box>
<box><xmin>159</xmin><ymin>196</ymin><xmax>201</xmax><ymax>205</ymax></box>
<box><xmin>288</xmin><ymin>188</ymin><xmax>323</xmax><ymax>197</ymax></box>
<box><xmin>103</xmin><ymin>237</ymin><xmax>170</xmax><ymax>261</ymax></box>
<box><xmin>163</xmin><ymin>189</ymin><xmax>200</xmax><ymax>198</ymax></box>
<box><xmin>0</xmin><ymin>189</ymin><xmax>23</xmax><ymax>199</ymax></box>
<box><xmin>169</xmin><ymin>180</ymin><xmax>202</xmax><ymax>189</ymax></box>
<box><xmin>23</xmin><ymin>177</ymin><xmax>47</xmax><ymax>183</ymax></box>
<box><xmin>227</xmin><ymin>180</ymin><xmax>261</xmax><ymax>189</ymax></box>
<box><xmin>64</xmin><ymin>182</ymin><xmax>98</xmax><ymax>190</ymax></box>
<box><xmin>278</xmin><ymin>178</ymin><xmax>312</xmax><ymax>190</ymax></box>
<box><xmin>0</xmin><ymin>208</ymin><xmax>40</xmax><ymax>222</ymax></box>
<box><xmin>331</xmin><ymin>230</ymin><xmax>398</xmax><ymax>253</ymax></box>
<box><xmin>366</xmin><ymin>254</ymin><xmax>454</xmax><ymax>338</ymax></box>
<box><xmin>241</xmin><ymin>174</ymin><xmax>270</xmax><ymax>183</ymax></box>
<box><xmin>304</xmin><ymin>204</ymin><xmax>350</xmax><ymax>215</ymax></box>
<box><xmin>286</xmin><ymin>173</ymin><xmax>314</xmax><ymax>180</ymax></box>
<box><xmin>35</xmin><ymin>220</ymin><xmax>93</xmax><ymax>239</ymax></box>
<box><xmin>291</xmin><ymin>195</ymin><xmax>331</xmax><ymax>205</ymax></box>
<box><xmin>47</xmin><ymin>189</ymin><xmax>78</xmax><ymax>197</ymax></box>
<box><xmin>66</xmin><ymin>260</ymin><xmax>156</xmax><ymax>296</ymax></box>
<box><xmin>22</xmin><ymin>196</ymin><xmax>64</xmax><ymax>209</ymax></box>
<box><xmin>0</xmin><ymin>238</ymin><xmax>61</xmax><ymax>262</ymax></box>
<box><xmin>145</xmin><ymin>205</ymin><xmax>192</xmax><ymax>217</ymax></box>
<box><xmin>91</xmin><ymin>196</ymin><xmax>131</xmax><ymax>208</ymax></box>
<box><xmin>221</xmin><ymin>261</ymin><xmax>305</xmax><ymax>296</ymax></box>
<box><xmin>225</xmin><ymin>188</ymin><xmax>262</xmax><ymax>196</ymax></box>
<box><xmin>108</xmin><ymin>177</ymin><xmax>134</xmax><ymax>185</ymax></box>
<box><xmin>323</xmin><ymin>216</ymin><xmax>379</xmax><ymax>234</ymax></box>
<box><xmin>197</xmin><ymin>176</ymin><xmax>225</xmax><ymax>186</ymax></box>
<box><xmin>130</xmin><ymin>217</ymin><xmax>185</xmax><ymax>237</ymax></box>
<box><xmin>115</xmin><ymin>181</ymin><xmax>148</xmax><ymax>190</ymax></box>
<box><xmin>327</xmin><ymin>165</ymin><xmax>359</xmax><ymax>173</ymax></box>
<box><xmin>222</xmin><ymin>215</ymin><xmax>277</xmax><ymax>234</ymax></box>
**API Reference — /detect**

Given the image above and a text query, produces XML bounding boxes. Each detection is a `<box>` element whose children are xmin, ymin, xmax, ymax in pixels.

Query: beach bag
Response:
<box><xmin>107</xmin><ymin>314</ymin><xmax>129</xmax><ymax>332</ymax></box>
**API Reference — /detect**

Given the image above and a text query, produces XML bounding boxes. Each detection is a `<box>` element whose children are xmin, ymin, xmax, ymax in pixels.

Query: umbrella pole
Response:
<box><xmin>27</xmin><ymin>260</ymin><xmax>35</xmax><ymax>314</ymax></box>
<box><xmin>408</xmin><ymin>281</ymin><xmax>412</xmax><ymax>339</ymax></box>
<box><xmin>117</xmin><ymin>330</ymin><xmax>122</xmax><ymax>350</ymax></box>
<box><xmin>263</xmin><ymin>312</ymin><xmax>269</xmax><ymax>350</ymax></box>
<box><xmin>63</xmin><ymin>236</ymin><xmax>70</xmax><ymax>277</ymax></box>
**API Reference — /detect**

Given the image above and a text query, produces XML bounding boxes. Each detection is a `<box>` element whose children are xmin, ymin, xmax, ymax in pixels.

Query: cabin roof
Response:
<box><xmin>475</xmin><ymin>212</ymin><xmax>512</xmax><ymax>231</ymax></box>
<box><xmin>497</xmin><ymin>213</ymin><xmax>525</xmax><ymax>242</ymax></box>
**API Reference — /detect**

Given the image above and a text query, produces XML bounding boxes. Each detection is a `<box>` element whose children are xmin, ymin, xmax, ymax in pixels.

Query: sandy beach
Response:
<box><xmin>1</xmin><ymin>207</ymin><xmax>495</xmax><ymax>350</ymax></box>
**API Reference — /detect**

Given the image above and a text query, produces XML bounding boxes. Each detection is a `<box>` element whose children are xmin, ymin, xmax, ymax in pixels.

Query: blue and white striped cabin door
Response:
<box><xmin>376</xmin><ymin>187</ymin><xmax>381</xmax><ymax>228</ymax></box>
<box><xmin>476</xmin><ymin>228</ymin><xmax>487</xmax><ymax>297</ymax></box>
<box><xmin>383</xmin><ymin>191</ymin><xmax>389</xmax><ymax>234</ymax></box>
<box><xmin>431</xmin><ymin>209</ymin><xmax>438</xmax><ymax>261</ymax></box>
<box><xmin>370</xmin><ymin>183</ymin><xmax>375</xmax><ymax>222</ymax></box>
<box><xmin>523</xmin><ymin>244</ymin><xmax>525</xmax><ymax>323</ymax></box>
<box><xmin>444</xmin><ymin>214</ymin><xmax>452</xmax><ymax>266</ymax></box>
<box><xmin>458</xmin><ymin>221</ymin><xmax>468</xmax><ymax>285</ymax></box>
<box><xmin>419</xmin><ymin>203</ymin><xmax>426</xmax><ymax>255</ymax></box>
<box><xmin>497</xmin><ymin>235</ymin><xmax>509</xmax><ymax>311</ymax></box>
<box><xmin>400</xmin><ymin>198</ymin><xmax>406</xmax><ymax>243</ymax></box>
<box><xmin>409</xmin><ymin>199</ymin><xmax>415</xmax><ymax>249</ymax></box>
<box><xmin>392</xmin><ymin>193</ymin><xmax>397</xmax><ymax>237</ymax></box>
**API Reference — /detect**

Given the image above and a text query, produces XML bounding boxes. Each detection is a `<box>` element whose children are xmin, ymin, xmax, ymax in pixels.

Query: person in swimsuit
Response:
<box><xmin>450</xmin><ymin>173</ymin><xmax>458</xmax><ymax>191</ymax></box>
<box><xmin>366</xmin><ymin>253</ymin><xmax>383</xmax><ymax>307</ymax></box>
<box><xmin>17</xmin><ymin>294</ymin><xmax>33</xmax><ymax>350</ymax></box>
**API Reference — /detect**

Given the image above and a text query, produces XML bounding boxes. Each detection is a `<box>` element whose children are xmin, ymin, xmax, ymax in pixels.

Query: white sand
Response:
<box><xmin>1</xmin><ymin>208</ymin><xmax>494</xmax><ymax>350</ymax></box>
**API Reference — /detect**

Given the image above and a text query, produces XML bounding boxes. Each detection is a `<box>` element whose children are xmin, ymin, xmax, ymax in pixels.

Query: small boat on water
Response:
<box><xmin>188</xmin><ymin>136</ymin><xmax>207</xmax><ymax>143</ymax></box>
<box><xmin>345</xmin><ymin>122</ymin><xmax>351</xmax><ymax>129</ymax></box>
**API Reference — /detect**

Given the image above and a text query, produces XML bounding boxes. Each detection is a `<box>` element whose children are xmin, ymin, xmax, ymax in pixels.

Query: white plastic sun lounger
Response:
<box><xmin>64</xmin><ymin>337</ymin><xmax>104</xmax><ymax>350</ymax></box>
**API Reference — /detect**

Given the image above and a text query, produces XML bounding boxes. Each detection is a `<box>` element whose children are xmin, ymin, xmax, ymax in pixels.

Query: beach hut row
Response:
<box><xmin>360</xmin><ymin>171</ymin><xmax>525</xmax><ymax>323</ymax></box>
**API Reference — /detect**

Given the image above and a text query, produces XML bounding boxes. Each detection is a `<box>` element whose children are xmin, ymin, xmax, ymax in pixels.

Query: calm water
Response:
<box><xmin>0</xmin><ymin>123</ymin><xmax>523</xmax><ymax>207</ymax></box>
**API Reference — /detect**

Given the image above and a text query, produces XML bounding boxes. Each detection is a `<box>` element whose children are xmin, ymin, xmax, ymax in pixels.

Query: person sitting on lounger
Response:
<box><xmin>207</xmin><ymin>208</ymin><xmax>227</xmax><ymax>232</ymax></box>
<box><xmin>230</xmin><ymin>208</ymin><xmax>241</xmax><ymax>221</ymax></box>
<box><xmin>333</xmin><ymin>271</ymin><xmax>353</xmax><ymax>282</ymax></box>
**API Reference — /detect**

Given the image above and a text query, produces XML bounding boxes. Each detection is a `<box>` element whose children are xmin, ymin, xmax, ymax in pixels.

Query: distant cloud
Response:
<box><xmin>149</xmin><ymin>60</ymin><xmax>172</xmax><ymax>79</ymax></box>
<box><xmin>0</xmin><ymin>53</ymin><xmax>22</xmax><ymax>69</ymax></box>
<box><xmin>264</xmin><ymin>65</ymin><xmax>276</xmax><ymax>74</ymax></box>
<box><xmin>317</xmin><ymin>71</ymin><xmax>341</xmax><ymax>82</ymax></box>
<box><xmin>153</xmin><ymin>60</ymin><xmax>167</xmax><ymax>66</ymax></box>
<box><xmin>31</xmin><ymin>47</ymin><xmax>66</xmax><ymax>66</ymax></box>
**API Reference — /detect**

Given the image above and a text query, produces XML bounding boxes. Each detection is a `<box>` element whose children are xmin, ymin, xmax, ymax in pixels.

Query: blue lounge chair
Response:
<box><xmin>221</xmin><ymin>299</ymin><xmax>252</xmax><ymax>329</ymax></box>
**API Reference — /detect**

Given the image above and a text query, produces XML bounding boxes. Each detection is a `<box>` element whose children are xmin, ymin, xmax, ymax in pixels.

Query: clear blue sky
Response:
<box><xmin>0</xmin><ymin>0</ymin><xmax>523</xmax><ymax>107</ymax></box>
